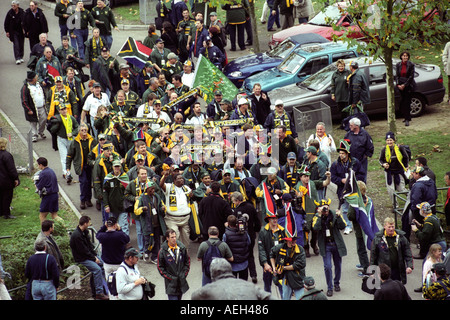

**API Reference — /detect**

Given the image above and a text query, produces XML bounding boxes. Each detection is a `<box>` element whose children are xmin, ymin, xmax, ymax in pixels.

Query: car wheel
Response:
<box><xmin>410</xmin><ymin>94</ymin><xmax>426</xmax><ymax>117</ymax></box>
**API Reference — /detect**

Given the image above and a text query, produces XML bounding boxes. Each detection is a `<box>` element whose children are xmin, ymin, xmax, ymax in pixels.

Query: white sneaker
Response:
<box><xmin>19</xmin><ymin>59</ymin><xmax>24</xmax><ymax>63</ymax></box>
<box><xmin>16</xmin><ymin>60</ymin><xmax>20</xmax><ymax>65</ymax></box>
<box><xmin>143</xmin><ymin>253</ymin><xmax>149</xmax><ymax>262</ymax></box>
<box><xmin>344</xmin><ymin>227</ymin><xmax>353</xmax><ymax>235</ymax></box>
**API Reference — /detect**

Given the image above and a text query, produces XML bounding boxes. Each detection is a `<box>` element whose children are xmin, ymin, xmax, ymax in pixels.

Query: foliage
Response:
<box><xmin>316</xmin><ymin>0</ymin><xmax>450</xmax><ymax>133</ymax></box>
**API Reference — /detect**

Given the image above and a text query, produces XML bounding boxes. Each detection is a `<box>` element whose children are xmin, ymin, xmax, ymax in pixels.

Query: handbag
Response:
<box><xmin>141</xmin><ymin>281</ymin><xmax>156</xmax><ymax>300</ymax></box>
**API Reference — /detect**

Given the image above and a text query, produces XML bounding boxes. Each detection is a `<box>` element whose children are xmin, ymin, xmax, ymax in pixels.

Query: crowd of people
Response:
<box><xmin>1</xmin><ymin>0</ymin><xmax>450</xmax><ymax>301</ymax></box>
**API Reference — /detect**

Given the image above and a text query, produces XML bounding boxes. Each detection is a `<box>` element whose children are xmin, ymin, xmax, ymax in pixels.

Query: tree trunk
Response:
<box><xmin>384</xmin><ymin>47</ymin><xmax>397</xmax><ymax>134</ymax></box>
<box><xmin>248</xmin><ymin>0</ymin><xmax>260</xmax><ymax>52</ymax></box>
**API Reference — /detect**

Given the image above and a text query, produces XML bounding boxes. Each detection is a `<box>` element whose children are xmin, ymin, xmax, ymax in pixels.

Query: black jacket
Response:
<box><xmin>199</xmin><ymin>193</ymin><xmax>233</xmax><ymax>239</ymax></box>
<box><xmin>0</xmin><ymin>150</ymin><xmax>19</xmax><ymax>189</ymax></box>
<box><xmin>69</xmin><ymin>226</ymin><xmax>97</xmax><ymax>263</ymax></box>
<box><xmin>233</xmin><ymin>201</ymin><xmax>261</xmax><ymax>240</ymax></box>
<box><xmin>4</xmin><ymin>7</ymin><xmax>24</xmax><ymax>35</ymax></box>
<box><xmin>22</xmin><ymin>8</ymin><xmax>48</xmax><ymax>39</ymax></box>
<box><xmin>395</xmin><ymin>60</ymin><xmax>416</xmax><ymax>91</ymax></box>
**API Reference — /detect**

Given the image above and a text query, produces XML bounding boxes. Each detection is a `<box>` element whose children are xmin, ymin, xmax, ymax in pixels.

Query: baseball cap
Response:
<box><xmin>124</xmin><ymin>247</ymin><xmax>142</xmax><ymax>258</ymax></box>
<box><xmin>287</xmin><ymin>152</ymin><xmax>296</xmax><ymax>160</ymax></box>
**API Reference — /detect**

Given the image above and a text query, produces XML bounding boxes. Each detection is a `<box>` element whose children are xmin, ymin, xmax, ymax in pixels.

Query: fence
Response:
<box><xmin>0</xmin><ymin>123</ymin><xmax>35</xmax><ymax>174</ymax></box>
<box><xmin>292</xmin><ymin>101</ymin><xmax>333</xmax><ymax>148</ymax></box>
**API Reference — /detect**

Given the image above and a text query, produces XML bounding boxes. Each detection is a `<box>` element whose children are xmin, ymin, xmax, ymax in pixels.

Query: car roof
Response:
<box><xmin>288</xmin><ymin>33</ymin><xmax>330</xmax><ymax>45</ymax></box>
<box><xmin>293</xmin><ymin>41</ymin><xmax>355</xmax><ymax>55</ymax></box>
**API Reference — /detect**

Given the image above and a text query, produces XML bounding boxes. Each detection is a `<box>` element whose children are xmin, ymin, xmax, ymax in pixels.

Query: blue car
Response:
<box><xmin>223</xmin><ymin>33</ymin><xmax>329</xmax><ymax>88</ymax></box>
<box><xmin>242</xmin><ymin>41</ymin><xmax>359</xmax><ymax>93</ymax></box>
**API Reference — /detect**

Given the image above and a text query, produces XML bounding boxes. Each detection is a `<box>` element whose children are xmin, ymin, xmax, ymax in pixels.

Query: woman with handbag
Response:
<box><xmin>395</xmin><ymin>51</ymin><xmax>416</xmax><ymax>126</ymax></box>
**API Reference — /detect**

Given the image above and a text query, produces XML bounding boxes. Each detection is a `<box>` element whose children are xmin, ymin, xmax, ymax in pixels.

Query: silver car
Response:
<box><xmin>268</xmin><ymin>56</ymin><xmax>445</xmax><ymax>128</ymax></box>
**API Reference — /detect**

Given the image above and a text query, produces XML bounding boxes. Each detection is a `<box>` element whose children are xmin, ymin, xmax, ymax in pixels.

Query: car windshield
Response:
<box><xmin>268</xmin><ymin>39</ymin><xmax>296</xmax><ymax>59</ymax></box>
<box><xmin>277</xmin><ymin>53</ymin><xmax>306</xmax><ymax>74</ymax></box>
<box><xmin>299</xmin><ymin>63</ymin><xmax>337</xmax><ymax>91</ymax></box>
<box><xmin>309</xmin><ymin>5</ymin><xmax>343</xmax><ymax>26</ymax></box>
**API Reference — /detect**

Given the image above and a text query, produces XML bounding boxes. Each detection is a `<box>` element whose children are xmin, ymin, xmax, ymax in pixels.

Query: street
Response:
<box><xmin>0</xmin><ymin>0</ymin><xmax>426</xmax><ymax>301</ymax></box>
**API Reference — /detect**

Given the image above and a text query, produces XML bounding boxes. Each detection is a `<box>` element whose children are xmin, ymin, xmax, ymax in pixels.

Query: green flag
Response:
<box><xmin>192</xmin><ymin>54</ymin><xmax>239</xmax><ymax>104</ymax></box>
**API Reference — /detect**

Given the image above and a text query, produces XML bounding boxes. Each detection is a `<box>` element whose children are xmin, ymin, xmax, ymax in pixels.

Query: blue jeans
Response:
<box><xmin>267</xmin><ymin>8</ymin><xmax>280</xmax><ymax>30</ymax></box>
<box><xmin>282</xmin><ymin>283</ymin><xmax>304</xmax><ymax>300</ymax></box>
<box><xmin>32</xmin><ymin>280</ymin><xmax>56</xmax><ymax>300</ymax></box>
<box><xmin>79</xmin><ymin>257</ymin><xmax>105</xmax><ymax>295</ymax></box>
<box><xmin>79</xmin><ymin>166</ymin><xmax>92</xmax><ymax>202</ymax></box>
<box><xmin>322</xmin><ymin>242</ymin><xmax>342</xmax><ymax>291</ymax></box>
<box><xmin>103</xmin><ymin>35</ymin><xmax>113</xmax><ymax>49</ymax></box>
<box><xmin>262</xmin><ymin>269</ymin><xmax>283</xmax><ymax>296</ymax></box>
<box><xmin>73</xmin><ymin>28</ymin><xmax>89</xmax><ymax>59</ymax></box>
<box><xmin>109</xmin><ymin>212</ymin><xmax>129</xmax><ymax>235</ymax></box>
<box><xmin>202</xmin><ymin>273</ymin><xmax>212</xmax><ymax>286</ymax></box>
<box><xmin>135</xmin><ymin>218</ymin><xmax>145</xmax><ymax>254</ymax></box>
<box><xmin>340</xmin><ymin>201</ymin><xmax>353</xmax><ymax>228</ymax></box>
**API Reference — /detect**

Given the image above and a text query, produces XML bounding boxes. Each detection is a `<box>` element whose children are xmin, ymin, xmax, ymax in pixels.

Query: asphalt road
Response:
<box><xmin>0</xmin><ymin>0</ymin><xmax>426</xmax><ymax>301</ymax></box>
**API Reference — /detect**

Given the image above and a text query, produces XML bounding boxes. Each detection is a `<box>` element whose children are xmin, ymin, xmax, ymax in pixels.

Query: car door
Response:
<box><xmin>365</xmin><ymin>64</ymin><xmax>389</xmax><ymax>115</ymax></box>
<box><xmin>296</xmin><ymin>55</ymin><xmax>329</xmax><ymax>84</ymax></box>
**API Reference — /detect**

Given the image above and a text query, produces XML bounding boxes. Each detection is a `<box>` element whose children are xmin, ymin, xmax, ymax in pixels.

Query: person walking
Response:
<box><xmin>35</xmin><ymin>157</ymin><xmax>61</xmax><ymax>223</ymax></box>
<box><xmin>0</xmin><ymin>137</ymin><xmax>19</xmax><ymax>219</ymax></box>
<box><xmin>312</xmin><ymin>199</ymin><xmax>347</xmax><ymax>297</ymax></box>
<box><xmin>4</xmin><ymin>0</ymin><xmax>25</xmax><ymax>65</ymax></box>
<box><xmin>22</xmin><ymin>0</ymin><xmax>48</xmax><ymax>51</ymax></box>
<box><xmin>90</xmin><ymin>0</ymin><xmax>119</xmax><ymax>49</ymax></box>
<box><xmin>157</xmin><ymin>229</ymin><xmax>190</xmax><ymax>300</ymax></box>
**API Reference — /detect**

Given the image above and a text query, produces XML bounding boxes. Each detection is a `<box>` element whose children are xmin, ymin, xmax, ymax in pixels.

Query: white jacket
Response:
<box><xmin>116</xmin><ymin>262</ymin><xmax>143</xmax><ymax>300</ymax></box>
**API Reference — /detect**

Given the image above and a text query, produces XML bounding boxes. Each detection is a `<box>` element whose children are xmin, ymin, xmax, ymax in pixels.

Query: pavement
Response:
<box><xmin>0</xmin><ymin>0</ymin><xmax>426</xmax><ymax>301</ymax></box>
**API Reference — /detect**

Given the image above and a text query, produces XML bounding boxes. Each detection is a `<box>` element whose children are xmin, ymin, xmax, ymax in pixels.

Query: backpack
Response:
<box><xmin>437</xmin><ymin>280</ymin><xmax>450</xmax><ymax>300</ymax></box>
<box><xmin>107</xmin><ymin>265</ymin><xmax>127</xmax><ymax>297</ymax></box>
<box><xmin>202</xmin><ymin>240</ymin><xmax>223</xmax><ymax>278</ymax></box>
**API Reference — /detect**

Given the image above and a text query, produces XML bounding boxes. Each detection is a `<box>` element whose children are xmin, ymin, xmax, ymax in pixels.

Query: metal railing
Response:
<box><xmin>6</xmin><ymin>227</ymin><xmax>100</xmax><ymax>298</ymax></box>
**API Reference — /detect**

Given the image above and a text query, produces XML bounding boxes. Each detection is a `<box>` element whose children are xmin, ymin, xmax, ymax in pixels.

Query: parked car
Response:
<box><xmin>224</xmin><ymin>33</ymin><xmax>329</xmax><ymax>88</ymax></box>
<box><xmin>269</xmin><ymin>1</ymin><xmax>441</xmax><ymax>49</ymax></box>
<box><xmin>269</xmin><ymin>2</ymin><xmax>364</xmax><ymax>49</ymax></box>
<box><xmin>267</xmin><ymin>57</ymin><xmax>445</xmax><ymax>128</ymax></box>
<box><xmin>242</xmin><ymin>41</ymin><xmax>358</xmax><ymax>93</ymax></box>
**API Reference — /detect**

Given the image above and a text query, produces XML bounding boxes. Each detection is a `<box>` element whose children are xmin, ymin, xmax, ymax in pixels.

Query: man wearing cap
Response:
<box><xmin>91</xmin><ymin>46</ymin><xmax>119</xmax><ymax>97</ymax></box>
<box><xmin>206</xmin><ymin>90</ymin><xmax>224</xmax><ymax>120</ymax></box>
<box><xmin>150</xmin><ymin>38</ymin><xmax>171</xmax><ymax>71</ymax></box>
<box><xmin>113</xmin><ymin>63</ymin><xmax>138</xmax><ymax>98</ymax></box>
<box><xmin>411</xmin><ymin>202</ymin><xmax>446</xmax><ymax>259</ymax></box>
<box><xmin>96</xmin><ymin>216</ymin><xmax>130</xmax><ymax>299</ymax></box>
<box><xmin>161</xmin><ymin>53</ymin><xmax>183</xmax><ymax>81</ymax></box>
<box><xmin>135</xmin><ymin>180</ymin><xmax>167</xmax><ymax>263</ymax></box>
<box><xmin>66</xmin><ymin>123</ymin><xmax>97</xmax><ymax>210</ymax></box>
<box><xmin>81</xmin><ymin>81</ymin><xmax>111</xmax><ymax>138</ymax></box>
<box><xmin>116</xmin><ymin>248</ymin><xmax>146</xmax><ymax>300</ymax></box>
<box><xmin>264</xmin><ymin>99</ymin><xmax>298</xmax><ymax>142</ymax></box>
<box><xmin>258</xmin><ymin>210</ymin><xmax>285</xmax><ymax>294</ymax></box>
<box><xmin>199</xmin><ymin>36</ymin><xmax>225</xmax><ymax>69</ymax></box>
<box><xmin>230</xmin><ymin>98</ymin><xmax>256</xmax><ymax>130</ymax></box>
<box><xmin>21</xmin><ymin>71</ymin><xmax>47</xmax><ymax>142</ymax></box>
<box><xmin>270</xmin><ymin>234</ymin><xmax>306</xmax><ymax>300</ymax></box>
<box><xmin>299</xmin><ymin>276</ymin><xmax>328</xmax><ymax>300</ymax></box>
<box><xmin>379</xmin><ymin>131</ymin><xmax>410</xmax><ymax>207</ymax></box>
<box><xmin>138</xmin><ymin>61</ymin><xmax>159</xmax><ymax>96</ymax></box>
<box><xmin>4</xmin><ymin>0</ymin><xmax>25</xmax><ymax>65</ymax></box>
<box><xmin>278</xmin><ymin>151</ymin><xmax>301</xmax><ymax>189</ymax></box>
<box><xmin>48</xmin><ymin>101</ymin><xmax>79</xmax><ymax>180</ymax></box>
<box><xmin>312</xmin><ymin>199</ymin><xmax>347</xmax><ymax>297</ymax></box>
<box><xmin>103</xmin><ymin>160</ymin><xmax>130</xmax><ymax>234</ymax></box>
<box><xmin>423</xmin><ymin>262</ymin><xmax>450</xmax><ymax>300</ymax></box>
<box><xmin>219</xmin><ymin>169</ymin><xmax>247</xmax><ymax>207</ymax></box>
<box><xmin>293</xmin><ymin>165</ymin><xmax>320</xmax><ymax>257</ymax></box>
<box><xmin>83</xmin><ymin>27</ymin><xmax>106</xmax><ymax>69</ymax></box>
<box><xmin>255</xmin><ymin>166</ymin><xmax>289</xmax><ymax>210</ymax></box>
<box><xmin>46</xmin><ymin>75</ymin><xmax>78</xmax><ymax>121</ymax></box>
<box><xmin>330</xmin><ymin>139</ymin><xmax>364</xmax><ymax>233</ymax></box>
<box><xmin>93</xmin><ymin>143</ymin><xmax>121</xmax><ymax>220</ymax></box>
<box><xmin>344</xmin><ymin>117</ymin><xmax>374</xmax><ymax>183</ymax></box>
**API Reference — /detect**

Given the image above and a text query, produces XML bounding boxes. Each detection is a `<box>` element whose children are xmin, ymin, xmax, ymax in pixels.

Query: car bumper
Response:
<box><xmin>423</xmin><ymin>87</ymin><xmax>445</xmax><ymax>106</ymax></box>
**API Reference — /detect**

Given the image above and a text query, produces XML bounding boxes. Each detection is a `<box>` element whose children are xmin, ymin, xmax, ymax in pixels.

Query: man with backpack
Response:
<box><xmin>197</xmin><ymin>226</ymin><xmax>234</xmax><ymax>286</ymax></box>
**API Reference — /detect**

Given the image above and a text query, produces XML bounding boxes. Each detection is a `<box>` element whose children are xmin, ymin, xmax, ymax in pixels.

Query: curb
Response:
<box><xmin>0</xmin><ymin>108</ymin><xmax>82</xmax><ymax>220</ymax></box>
